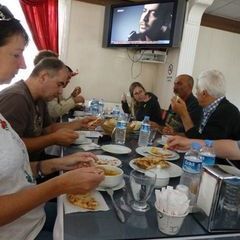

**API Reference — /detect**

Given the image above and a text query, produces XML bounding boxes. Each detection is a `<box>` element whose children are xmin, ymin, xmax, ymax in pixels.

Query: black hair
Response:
<box><xmin>33</xmin><ymin>50</ymin><xmax>59</xmax><ymax>65</ymax></box>
<box><xmin>0</xmin><ymin>4</ymin><xmax>29</xmax><ymax>47</ymax></box>
<box><xmin>30</xmin><ymin>57</ymin><xmax>67</xmax><ymax>77</ymax></box>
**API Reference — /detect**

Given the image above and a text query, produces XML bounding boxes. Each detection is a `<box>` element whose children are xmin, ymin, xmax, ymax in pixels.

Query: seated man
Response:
<box><xmin>163</xmin><ymin>74</ymin><xmax>202</xmax><ymax>134</ymax></box>
<box><xmin>0</xmin><ymin>57</ymin><xmax>98</xmax><ymax>161</ymax></box>
<box><xmin>34</xmin><ymin>50</ymin><xmax>85</xmax><ymax>119</ymax></box>
<box><xmin>171</xmin><ymin>69</ymin><xmax>240</xmax><ymax>140</ymax></box>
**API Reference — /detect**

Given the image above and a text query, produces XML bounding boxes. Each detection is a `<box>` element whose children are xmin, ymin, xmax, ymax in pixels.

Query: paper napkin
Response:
<box><xmin>64</xmin><ymin>191</ymin><xmax>109</xmax><ymax>214</ymax></box>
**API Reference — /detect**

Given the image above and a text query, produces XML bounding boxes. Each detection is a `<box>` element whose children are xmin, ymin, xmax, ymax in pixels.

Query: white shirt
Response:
<box><xmin>0</xmin><ymin>114</ymin><xmax>45</xmax><ymax>240</ymax></box>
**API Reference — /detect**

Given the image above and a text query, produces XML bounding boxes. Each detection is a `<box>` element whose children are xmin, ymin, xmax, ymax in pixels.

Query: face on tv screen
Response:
<box><xmin>110</xmin><ymin>2</ymin><xmax>175</xmax><ymax>46</ymax></box>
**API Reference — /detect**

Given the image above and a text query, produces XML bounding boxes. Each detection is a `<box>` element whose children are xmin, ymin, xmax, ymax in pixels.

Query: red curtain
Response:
<box><xmin>20</xmin><ymin>0</ymin><xmax>58</xmax><ymax>53</ymax></box>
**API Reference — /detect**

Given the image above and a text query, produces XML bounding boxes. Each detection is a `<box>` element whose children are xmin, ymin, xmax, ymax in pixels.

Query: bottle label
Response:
<box><xmin>182</xmin><ymin>156</ymin><xmax>202</xmax><ymax>173</ymax></box>
<box><xmin>141</xmin><ymin>123</ymin><xmax>150</xmax><ymax>132</ymax></box>
<box><xmin>200</xmin><ymin>153</ymin><xmax>215</xmax><ymax>166</ymax></box>
<box><xmin>116</xmin><ymin>120</ymin><xmax>126</xmax><ymax>129</ymax></box>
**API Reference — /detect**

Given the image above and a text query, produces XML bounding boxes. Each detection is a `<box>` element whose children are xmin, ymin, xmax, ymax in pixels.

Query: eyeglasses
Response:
<box><xmin>0</xmin><ymin>12</ymin><xmax>12</xmax><ymax>21</ymax></box>
<box><xmin>0</xmin><ymin>5</ymin><xmax>14</xmax><ymax>21</ymax></box>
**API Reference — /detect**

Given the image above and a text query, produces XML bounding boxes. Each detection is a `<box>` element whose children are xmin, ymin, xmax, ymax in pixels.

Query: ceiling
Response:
<box><xmin>79</xmin><ymin>0</ymin><xmax>240</xmax><ymax>22</ymax></box>
<box><xmin>205</xmin><ymin>0</ymin><xmax>240</xmax><ymax>21</ymax></box>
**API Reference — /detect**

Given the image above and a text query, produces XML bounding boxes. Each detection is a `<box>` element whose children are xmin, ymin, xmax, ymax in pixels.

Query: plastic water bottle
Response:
<box><xmin>112</xmin><ymin>105</ymin><xmax>121</xmax><ymax>118</ymax></box>
<box><xmin>114</xmin><ymin>115</ymin><xmax>127</xmax><ymax>145</ymax></box>
<box><xmin>200</xmin><ymin>140</ymin><xmax>216</xmax><ymax>167</ymax></box>
<box><xmin>90</xmin><ymin>98</ymin><xmax>99</xmax><ymax>115</ymax></box>
<box><xmin>98</xmin><ymin>98</ymin><xmax>104</xmax><ymax>115</ymax></box>
<box><xmin>180</xmin><ymin>142</ymin><xmax>202</xmax><ymax>210</ymax></box>
<box><xmin>138</xmin><ymin>116</ymin><xmax>151</xmax><ymax>147</ymax></box>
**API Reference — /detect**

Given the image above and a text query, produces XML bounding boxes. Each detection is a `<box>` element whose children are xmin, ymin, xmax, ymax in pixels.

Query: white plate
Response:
<box><xmin>96</xmin><ymin>179</ymin><xmax>125</xmax><ymax>191</ymax></box>
<box><xmin>96</xmin><ymin>155</ymin><xmax>122</xmax><ymax>167</ymax></box>
<box><xmin>129</xmin><ymin>159</ymin><xmax>183</xmax><ymax>178</ymax></box>
<box><xmin>101</xmin><ymin>144</ymin><xmax>132</xmax><ymax>154</ymax></box>
<box><xmin>218</xmin><ymin>164</ymin><xmax>240</xmax><ymax>177</ymax></box>
<box><xmin>77</xmin><ymin>130</ymin><xmax>102</xmax><ymax>138</ymax></box>
<box><xmin>135</xmin><ymin>146</ymin><xmax>180</xmax><ymax>161</ymax></box>
<box><xmin>147</xmin><ymin>147</ymin><xmax>175</xmax><ymax>157</ymax></box>
<box><xmin>74</xmin><ymin>111</ymin><xmax>92</xmax><ymax>117</ymax></box>
<box><xmin>74</xmin><ymin>137</ymin><xmax>92</xmax><ymax>145</ymax></box>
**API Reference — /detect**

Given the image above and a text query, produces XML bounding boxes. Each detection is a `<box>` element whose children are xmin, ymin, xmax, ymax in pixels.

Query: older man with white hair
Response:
<box><xmin>171</xmin><ymin>69</ymin><xmax>240</xmax><ymax>140</ymax></box>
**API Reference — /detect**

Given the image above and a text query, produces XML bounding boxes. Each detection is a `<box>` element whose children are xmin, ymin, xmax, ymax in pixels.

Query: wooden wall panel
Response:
<box><xmin>201</xmin><ymin>14</ymin><xmax>240</xmax><ymax>34</ymax></box>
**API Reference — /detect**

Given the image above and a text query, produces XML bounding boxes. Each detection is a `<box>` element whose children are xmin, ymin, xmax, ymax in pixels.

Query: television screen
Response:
<box><xmin>103</xmin><ymin>0</ymin><xmax>186</xmax><ymax>49</ymax></box>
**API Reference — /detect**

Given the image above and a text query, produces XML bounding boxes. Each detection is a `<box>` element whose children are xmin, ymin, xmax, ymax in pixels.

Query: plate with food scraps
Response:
<box><xmin>101</xmin><ymin>144</ymin><xmax>132</xmax><ymax>155</ymax></box>
<box><xmin>96</xmin><ymin>155</ymin><xmax>122</xmax><ymax>167</ymax></box>
<box><xmin>129</xmin><ymin>158</ymin><xmax>183</xmax><ymax>178</ymax></box>
<box><xmin>135</xmin><ymin>146</ymin><xmax>180</xmax><ymax>161</ymax></box>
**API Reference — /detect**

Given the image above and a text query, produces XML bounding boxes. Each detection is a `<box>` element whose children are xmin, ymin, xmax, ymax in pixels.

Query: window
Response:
<box><xmin>0</xmin><ymin>0</ymin><xmax>38</xmax><ymax>90</ymax></box>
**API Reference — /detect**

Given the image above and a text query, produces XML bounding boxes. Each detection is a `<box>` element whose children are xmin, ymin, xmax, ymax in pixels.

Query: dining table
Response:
<box><xmin>53</xmin><ymin>124</ymin><xmax>240</xmax><ymax>240</ymax></box>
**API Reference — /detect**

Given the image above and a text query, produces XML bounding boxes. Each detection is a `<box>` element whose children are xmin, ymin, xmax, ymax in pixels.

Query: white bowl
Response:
<box><xmin>154</xmin><ymin>168</ymin><xmax>170</xmax><ymax>188</ymax></box>
<box><xmin>98</xmin><ymin>165</ymin><xmax>123</xmax><ymax>188</ymax></box>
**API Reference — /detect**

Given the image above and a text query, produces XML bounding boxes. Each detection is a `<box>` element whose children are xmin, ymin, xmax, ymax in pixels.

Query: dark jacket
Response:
<box><xmin>186</xmin><ymin>98</ymin><xmax>240</xmax><ymax>140</ymax></box>
<box><xmin>122</xmin><ymin>92</ymin><xmax>163</xmax><ymax>125</ymax></box>
<box><xmin>164</xmin><ymin>93</ymin><xmax>202</xmax><ymax>133</ymax></box>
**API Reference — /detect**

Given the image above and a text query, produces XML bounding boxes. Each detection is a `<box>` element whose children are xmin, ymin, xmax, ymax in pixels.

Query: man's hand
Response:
<box><xmin>73</xmin><ymin>95</ymin><xmax>85</xmax><ymax>104</ymax></box>
<box><xmin>52</xmin><ymin>128</ymin><xmax>78</xmax><ymax>146</ymax></box>
<box><xmin>76</xmin><ymin>116</ymin><xmax>102</xmax><ymax>130</ymax></box>
<box><xmin>171</xmin><ymin>96</ymin><xmax>188</xmax><ymax>117</ymax></box>
<box><xmin>71</xmin><ymin>86</ymin><xmax>81</xmax><ymax>97</ymax></box>
<box><xmin>167</xmin><ymin>135</ymin><xmax>191</xmax><ymax>150</ymax></box>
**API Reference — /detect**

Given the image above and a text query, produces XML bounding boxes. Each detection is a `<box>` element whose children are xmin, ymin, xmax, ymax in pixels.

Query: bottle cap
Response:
<box><xmin>144</xmin><ymin>116</ymin><xmax>150</xmax><ymax>121</ymax></box>
<box><xmin>191</xmin><ymin>142</ymin><xmax>202</xmax><ymax>151</ymax></box>
<box><xmin>204</xmin><ymin>139</ymin><xmax>213</xmax><ymax>147</ymax></box>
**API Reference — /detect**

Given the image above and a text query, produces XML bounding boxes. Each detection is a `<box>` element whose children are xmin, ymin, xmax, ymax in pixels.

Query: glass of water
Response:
<box><xmin>148</xmin><ymin>128</ymin><xmax>157</xmax><ymax>145</ymax></box>
<box><xmin>130</xmin><ymin>170</ymin><xmax>156</xmax><ymax>212</ymax></box>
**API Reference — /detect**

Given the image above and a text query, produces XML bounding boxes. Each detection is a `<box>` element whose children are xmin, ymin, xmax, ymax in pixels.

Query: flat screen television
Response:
<box><xmin>102</xmin><ymin>0</ymin><xmax>186</xmax><ymax>49</ymax></box>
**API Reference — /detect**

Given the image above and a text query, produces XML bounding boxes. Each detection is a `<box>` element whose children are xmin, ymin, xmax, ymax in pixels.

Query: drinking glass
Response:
<box><xmin>148</xmin><ymin>128</ymin><xmax>157</xmax><ymax>145</ymax></box>
<box><xmin>130</xmin><ymin>170</ymin><xmax>156</xmax><ymax>212</ymax></box>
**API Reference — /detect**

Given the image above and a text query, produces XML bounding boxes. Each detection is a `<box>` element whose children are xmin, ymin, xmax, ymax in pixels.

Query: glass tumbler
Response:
<box><xmin>130</xmin><ymin>170</ymin><xmax>156</xmax><ymax>212</ymax></box>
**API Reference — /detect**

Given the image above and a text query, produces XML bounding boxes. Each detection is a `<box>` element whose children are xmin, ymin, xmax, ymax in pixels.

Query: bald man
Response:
<box><xmin>163</xmin><ymin>74</ymin><xmax>202</xmax><ymax>134</ymax></box>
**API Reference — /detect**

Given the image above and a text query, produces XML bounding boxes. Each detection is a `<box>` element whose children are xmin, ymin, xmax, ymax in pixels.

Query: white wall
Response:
<box><xmin>63</xmin><ymin>1</ymin><xmax>159</xmax><ymax>104</ymax></box>
<box><xmin>63</xmin><ymin>1</ymin><xmax>240</xmax><ymax>111</ymax></box>
<box><xmin>153</xmin><ymin>48</ymin><xmax>180</xmax><ymax>110</ymax></box>
<box><xmin>193</xmin><ymin>26</ymin><xmax>240</xmax><ymax>109</ymax></box>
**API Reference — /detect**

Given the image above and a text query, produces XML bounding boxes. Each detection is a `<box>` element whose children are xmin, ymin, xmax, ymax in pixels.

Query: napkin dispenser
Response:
<box><xmin>194</xmin><ymin>164</ymin><xmax>240</xmax><ymax>232</ymax></box>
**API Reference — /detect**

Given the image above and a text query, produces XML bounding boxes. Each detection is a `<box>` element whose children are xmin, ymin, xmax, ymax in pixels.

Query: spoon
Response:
<box><xmin>106</xmin><ymin>188</ymin><xmax>125</xmax><ymax>223</ymax></box>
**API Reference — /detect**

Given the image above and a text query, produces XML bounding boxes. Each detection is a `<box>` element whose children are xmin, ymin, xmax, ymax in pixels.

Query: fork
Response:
<box><xmin>106</xmin><ymin>188</ymin><xmax>125</xmax><ymax>223</ymax></box>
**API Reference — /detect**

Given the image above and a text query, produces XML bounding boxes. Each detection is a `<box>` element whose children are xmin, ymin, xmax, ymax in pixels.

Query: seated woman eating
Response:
<box><xmin>121</xmin><ymin>82</ymin><xmax>163</xmax><ymax>125</ymax></box>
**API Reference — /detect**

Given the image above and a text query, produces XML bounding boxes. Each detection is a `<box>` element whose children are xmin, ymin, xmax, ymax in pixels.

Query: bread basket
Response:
<box><xmin>101</xmin><ymin>119</ymin><xmax>141</xmax><ymax>136</ymax></box>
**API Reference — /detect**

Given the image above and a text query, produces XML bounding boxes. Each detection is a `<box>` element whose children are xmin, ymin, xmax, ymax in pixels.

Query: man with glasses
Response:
<box><xmin>171</xmin><ymin>69</ymin><xmax>240</xmax><ymax>140</ymax></box>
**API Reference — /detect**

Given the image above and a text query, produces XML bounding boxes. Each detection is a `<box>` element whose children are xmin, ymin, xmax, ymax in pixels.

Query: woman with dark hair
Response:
<box><xmin>0</xmin><ymin>5</ymin><xmax>104</xmax><ymax>239</ymax></box>
<box><xmin>121</xmin><ymin>81</ymin><xmax>163</xmax><ymax>125</ymax></box>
